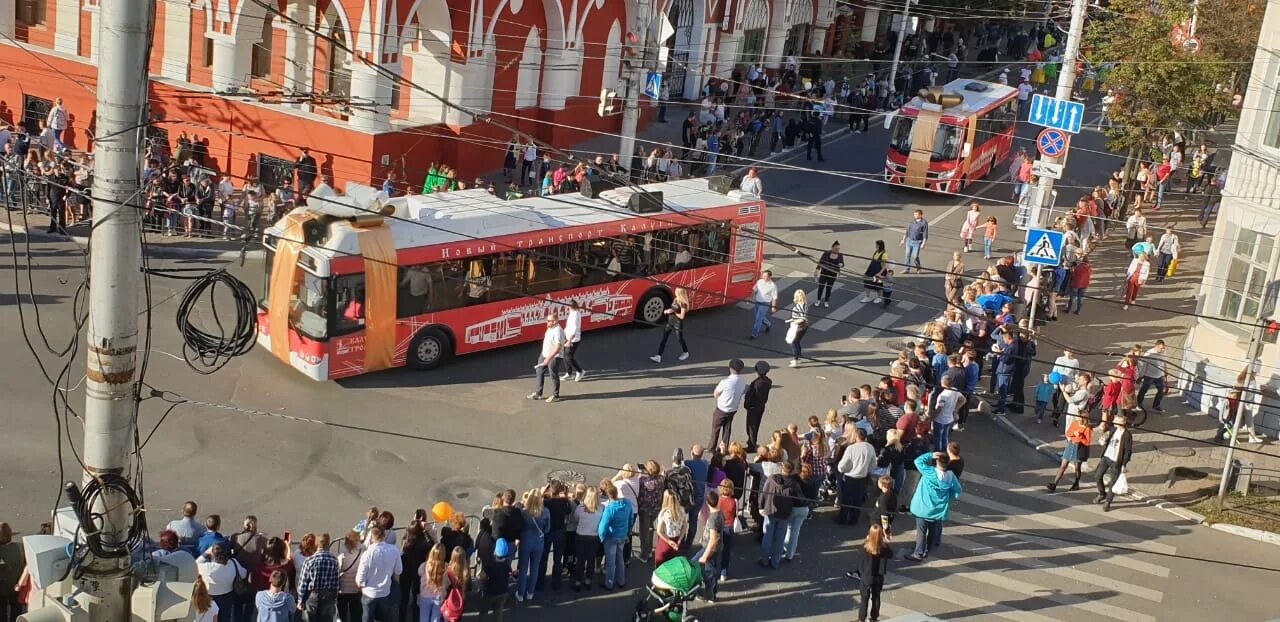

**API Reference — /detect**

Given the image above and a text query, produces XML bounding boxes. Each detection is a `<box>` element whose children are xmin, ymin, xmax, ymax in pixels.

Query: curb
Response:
<box><xmin>0</xmin><ymin>218</ymin><xmax>263</xmax><ymax>261</ymax></box>
<box><xmin>988</xmin><ymin>407</ymin><xmax>1280</xmax><ymax>547</ymax></box>
<box><xmin>1209</xmin><ymin>523</ymin><xmax>1280</xmax><ymax>546</ymax></box>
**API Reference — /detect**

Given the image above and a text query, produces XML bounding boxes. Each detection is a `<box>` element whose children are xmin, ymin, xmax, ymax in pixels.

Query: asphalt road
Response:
<box><xmin>3</xmin><ymin>101</ymin><xmax>1277</xmax><ymax>621</ymax></box>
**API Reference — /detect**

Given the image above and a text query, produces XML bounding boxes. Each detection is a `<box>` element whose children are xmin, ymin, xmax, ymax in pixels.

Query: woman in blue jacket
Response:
<box><xmin>597</xmin><ymin>479</ymin><xmax>634</xmax><ymax>590</ymax></box>
<box><xmin>904</xmin><ymin>452</ymin><xmax>962</xmax><ymax>562</ymax></box>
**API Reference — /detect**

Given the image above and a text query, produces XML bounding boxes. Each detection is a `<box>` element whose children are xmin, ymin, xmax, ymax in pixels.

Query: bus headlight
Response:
<box><xmin>938</xmin><ymin>169</ymin><xmax>957</xmax><ymax>179</ymax></box>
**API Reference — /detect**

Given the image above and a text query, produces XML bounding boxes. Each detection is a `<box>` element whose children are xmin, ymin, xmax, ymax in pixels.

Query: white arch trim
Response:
<box><xmin>400</xmin><ymin>0</ymin><xmax>453</xmax><ymax>55</ymax></box>
<box><xmin>488</xmin><ymin>0</ymin><xmax>566</xmax><ymax>51</ymax></box>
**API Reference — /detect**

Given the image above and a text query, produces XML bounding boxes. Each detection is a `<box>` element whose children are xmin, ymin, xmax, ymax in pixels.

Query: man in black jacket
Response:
<box><xmin>491</xmin><ymin>489</ymin><xmax>523</xmax><ymax>542</ymax></box>
<box><xmin>805</xmin><ymin>114</ymin><xmax>824</xmax><ymax>162</ymax></box>
<box><xmin>1094</xmin><ymin>413</ymin><xmax>1134</xmax><ymax>511</ymax></box>
<box><xmin>743</xmin><ymin>361</ymin><xmax>773</xmax><ymax>452</ymax></box>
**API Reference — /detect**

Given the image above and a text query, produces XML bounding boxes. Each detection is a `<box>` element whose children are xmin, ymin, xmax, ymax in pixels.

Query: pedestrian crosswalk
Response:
<box><xmin>733</xmin><ymin>266</ymin><xmax>931</xmax><ymax>343</ymax></box>
<box><xmin>871</xmin><ymin>471</ymin><xmax>1190</xmax><ymax>621</ymax></box>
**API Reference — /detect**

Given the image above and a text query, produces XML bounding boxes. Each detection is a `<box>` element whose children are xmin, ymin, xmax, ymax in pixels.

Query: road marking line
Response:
<box><xmin>771</xmin><ymin>204</ymin><xmax>908</xmax><ymax>232</ymax></box>
<box><xmin>943</xmin><ymin>533</ymin><xmax>1165</xmax><ymax>603</ymax></box>
<box><xmin>896</xmin><ymin>553</ymin><xmax>1157</xmax><ymax>622</ymax></box>
<box><xmin>957</xmin><ymin>494</ymin><xmax>1178</xmax><ymax>555</ymax></box>
<box><xmin>850</xmin><ymin>311</ymin><xmax>901</xmax><ymax>342</ymax></box>
<box><xmin>963</xmin><ymin>523</ymin><xmax>1172</xmax><ymax>579</ymax></box>
<box><xmin>888</xmin><ymin>574</ymin><xmax>1062</xmax><ymax>622</ymax></box>
<box><xmin>816</xmin><ymin>179</ymin><xmax>869</xmax><ymax>205</ymax></box>
<box><xmin>812</xmin><ymin>296</ymin><xmax>865</xmax><ymax>331</ymax></box>
<box><xmin>962</xmin><ymin>472</ymin><xmax>1188</xmax><ymax>531</ymax></box>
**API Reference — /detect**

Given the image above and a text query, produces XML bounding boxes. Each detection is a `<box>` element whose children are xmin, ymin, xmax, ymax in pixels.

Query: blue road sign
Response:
<box><xmin>1027</xmin><ymin>94</ymin><xmax>1085</xmax><ymax>134</ymax></box>
<box><xmin>1036</xmin><ymin>128</ymin><xmax>1068</xmax><ymax>158</ymax></box>
<box><xmin>1023</xmin><ymin>228</ymin><xmax>1066</xmax><ymax>267</ymax></box>
<box><xmin>644</xmin><ymin>72</ymin><xmax>662</xmax><ymax>99</ymax></box>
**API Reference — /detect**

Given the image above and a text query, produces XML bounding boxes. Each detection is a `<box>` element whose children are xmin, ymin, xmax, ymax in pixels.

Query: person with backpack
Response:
<box><xmin>675</xmin><ymin>445</ymin><xmax>708</xmax><ymax>552</ymax></box>
<box><xmin>758</xmin><ymin>462</ymin><xmax>800</xmax><ymax>569</ymax></box>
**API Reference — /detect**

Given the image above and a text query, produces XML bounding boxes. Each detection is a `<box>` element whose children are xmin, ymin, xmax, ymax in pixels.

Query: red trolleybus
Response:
<box><xmin>258</xmin><ymin>179</ymin><xmax>766</xmax><ymax>380</ymax></box>
<box><xmin>883</xmin><ymin>79</ymin><xmax>1019</xmax><ymax>194</ymax></box>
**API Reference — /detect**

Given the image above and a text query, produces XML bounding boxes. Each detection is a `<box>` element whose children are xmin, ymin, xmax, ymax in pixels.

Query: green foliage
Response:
<box><xmin>1086</xmin><ymin>0</ymin><xmax>1263</xmax><ymax>152</ymax></box>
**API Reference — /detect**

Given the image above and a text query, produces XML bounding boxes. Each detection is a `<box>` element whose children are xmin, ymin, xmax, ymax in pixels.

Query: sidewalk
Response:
<box><xmin>987</xmin><ymin>175</ymin><xmax>1280</xmax><ymax>511</ymax></box>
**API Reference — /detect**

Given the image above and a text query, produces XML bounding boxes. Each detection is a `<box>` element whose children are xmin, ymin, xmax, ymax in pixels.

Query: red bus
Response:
<box><xmin>883</xmin><ymin>79</ymin><xmax>1019</xmax><ymax>194</ymax></box>
<box><xmin>258</xmin><ymin>179</ymin><xmax>767</xmax><ymax>380</ymax></box>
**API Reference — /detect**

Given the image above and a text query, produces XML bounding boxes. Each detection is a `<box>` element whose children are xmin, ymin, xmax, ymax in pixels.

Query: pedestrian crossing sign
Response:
<box><xmin>1023</xmin><ymin>228</ymin><xmax>1065</xmax><ymax>267</ymax></box>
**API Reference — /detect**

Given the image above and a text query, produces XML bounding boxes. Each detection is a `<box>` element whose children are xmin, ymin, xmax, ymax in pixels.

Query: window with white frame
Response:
<box><xmin>1219</xmin><ymin>227</ymin><xmax>1276</xmax><ymax>322</ymax></box>
<box><xmin>1265</xmin><ymin>66</ymin><xmax>1280</xmax><ymax>149</ymax></box>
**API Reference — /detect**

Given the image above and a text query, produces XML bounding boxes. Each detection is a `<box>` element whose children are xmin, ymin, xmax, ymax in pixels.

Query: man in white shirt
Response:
<box><xmin>560</xmin><ymin>300</ymin><xmax>586</xmax><ymax>382</ymax></box>
<box><xmin>1136</xmin><ymin>340</ymin><xmax>1169</xmax><ymax>412</ymax></box>
<box><xmin>354</xmin><ymin>526</ymin><xmax>402</xmax><ymax>620</ymax></box>
<box><xmin>739</xmin><ymin>167</ymin><xmax>763</xmax><ymax>197</ymax></box>
<box><xmin>528</xmin><ymin>314</ymin><xmax>566</xmax><ymax>402</ymax></box>
<box><xmin>1017</xmin><ymin>80</ymin><xmax>1033</xmax><ymax>118</ymax></box>
<box><xmin>522</xmin><ymin>143</ymin><xmax>537</xmax><ymax>185</ymax></box>
<box><xmin>709</xmin><ymin>358</ymin><xmax>747</xmax><ymax>450</ymax></box>
<box><xmin>750</xmin><ymin>270</ymin><xmax>778</xmax><ymax>339</ymax></box>
<box><xmin>835</xmin><ymin>428</ymin><xmax>877</xmax><ymax>525</ymax></box>
<box><xmin>932</xmin><ymin>377</ymin><xmax>966</xmax><ymax>445</ymax></box>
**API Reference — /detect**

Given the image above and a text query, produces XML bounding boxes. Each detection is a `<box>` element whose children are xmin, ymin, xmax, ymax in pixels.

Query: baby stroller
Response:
<box><xmin>632</xmin><ymin>557</ymin><xmax>703</xmax><ymax>622</ymax></box>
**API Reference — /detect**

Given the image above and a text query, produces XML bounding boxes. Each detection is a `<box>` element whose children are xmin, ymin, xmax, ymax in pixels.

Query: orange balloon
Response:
<box><xmin>432</xmin><ymin>501</ymin><xmax>454</xmax><ymax>523</ymax></box>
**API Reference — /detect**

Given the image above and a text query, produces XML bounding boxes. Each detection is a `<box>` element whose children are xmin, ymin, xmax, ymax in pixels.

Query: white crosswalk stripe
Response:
<box><xmin>864</xmin><ymin>467</ymin><xmax>1183</xmax><ymax>621</ymax></box>
<box><xmin>850</xmin><ymin>302</ymin><xmax>917</xmax><ymax>343</ymax></box>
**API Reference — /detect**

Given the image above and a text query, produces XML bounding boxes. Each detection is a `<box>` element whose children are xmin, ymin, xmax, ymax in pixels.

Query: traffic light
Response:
<box><xmin>597</xmin><ymin>88</ymin><xmax>617</xmax><ymax>116</ymax></box>
<box><xmin>1263</xmin><ymin>319</ymin><xmax>1280</xmax><ymax>345</ymax></box>
<box><xmin>622</xmin><ymin>32</ymin><xmax>641</xmax><ymax>70</ymax></box>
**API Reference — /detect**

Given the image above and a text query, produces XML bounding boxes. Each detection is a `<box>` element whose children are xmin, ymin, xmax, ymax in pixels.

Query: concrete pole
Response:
<box><xmin>79</xmin><ymin>0</ymin><xmax>150</xmax><ymax>618</ymax></box>
<box><xmin>886</xmin><ymin>0</ymin><xmax>913</xmax><ymax>106</ymax></box>
<box><xmin>1031</xmin><ymin>0</ymin><xmax>1087</xmax><ymax>228</ymax></box>
<box><xmin>1216</xmin><ymin>235</ymin><xmax>1280</xmax><ymax>505</ymax></box>
<box><xmin>619</xmin><ymin>0</ymin><xmax>652</xmax><ymax>167</ymax></box>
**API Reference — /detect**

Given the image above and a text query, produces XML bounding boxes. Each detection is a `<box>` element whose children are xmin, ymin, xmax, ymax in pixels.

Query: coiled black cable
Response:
<box><xmin>155</xmin><ymin>268</ymin><xmax>259</xmax><ymax>374</ymax></box>
<box><xmin>67</xmin><ymin>474</ymin><xmax>146</xmax><ymax>559</ymax></box>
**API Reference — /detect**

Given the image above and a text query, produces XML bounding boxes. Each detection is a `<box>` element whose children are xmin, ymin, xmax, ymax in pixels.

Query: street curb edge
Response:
<box><xmin>0</xmin><ymin>219</ymin><xmax>263</xmax><ymax>261</ymax></box>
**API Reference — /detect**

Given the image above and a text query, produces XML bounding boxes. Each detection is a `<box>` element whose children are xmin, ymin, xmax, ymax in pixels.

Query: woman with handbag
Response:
<box><xmin>785</xmin><ymin>288</ymin><xmax>809</xmax><ymax>368</ymax></box>
<box><xmin>335</xmin><ymin>531</ymin><xmax>364</xmax><ymax>622</ymax></box>
<box><xmin>1047</xmin><ymin>406</ymin><xmax>1093</xmax><ymax>492</ymax></box>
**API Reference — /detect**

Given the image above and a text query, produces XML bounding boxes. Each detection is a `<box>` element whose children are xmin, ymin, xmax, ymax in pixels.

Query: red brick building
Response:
<box><xmin>0</xmin><ymin>0</ymin><xmax>869</xmax><ymax>189</ymax></box>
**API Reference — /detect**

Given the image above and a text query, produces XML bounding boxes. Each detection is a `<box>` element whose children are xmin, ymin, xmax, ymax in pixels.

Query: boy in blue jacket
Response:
<box><xmin>1034</xmin><ymin>374</ymin><xmax>1056</xmax><ymax>423</ymax></box>
<box><xmin>905</xmin><ymin>452</ymin><xmax>963</xmax><ymax>562</ymax></box>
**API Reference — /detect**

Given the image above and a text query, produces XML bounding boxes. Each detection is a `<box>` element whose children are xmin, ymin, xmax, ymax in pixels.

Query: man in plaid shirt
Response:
<box><xmin>297</xmin><ymin>533</ymin><xmax>340</xmax><ymax>622</ymax></box>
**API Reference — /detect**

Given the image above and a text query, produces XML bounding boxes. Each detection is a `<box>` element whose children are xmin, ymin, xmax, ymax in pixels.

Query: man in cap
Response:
<box><xmin>743</xmin><ymin>361</ymin><xmax>773</xmax><ymax>452</ymax></box>
<box><xmin>710</xmin><ymin>359</ymin><xmax>747</xmax><ymax>450</ymax></box>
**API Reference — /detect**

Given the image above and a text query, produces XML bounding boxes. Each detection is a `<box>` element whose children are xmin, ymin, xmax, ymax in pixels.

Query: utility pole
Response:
<box><xmin>1216</xmin><ymin>235</ymin><xmax>1280</xmax><ymax>505</ymax></box>
<box><xmin>1030</xmin><ymin>0</ymin><xmax>1087</xmax><ymax>228</ymax></box>
<box><xmin>886</xmin><ymin>0</ymin><xmax>914</xmax><ymax>107</ymax></box>
<box><xmin>78</xmin><ymin>0</ymin><xmax>150</xmax><ymax>617</ymax></box>
<box><xmin>618</xmin><ymin>0</ymin><xmax>653</xmax><ymax>168</ymax></box>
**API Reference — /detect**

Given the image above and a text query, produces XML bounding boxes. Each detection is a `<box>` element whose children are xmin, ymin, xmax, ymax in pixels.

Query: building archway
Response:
<box><xmin>663</xmin><ymin>0</ymin><xmax>705</xmax><ymax>99</ymax></box>
<box><xmin>515</xmin><ymin>28</ymin><xmax>544</xmax><ymax>109</ymax></box>
<box><xmin>783</xmin><ymin>0</ymin><xmax>814</xmax><ymax>56</ymax></box>
<box><xmin>402</xmin><ymin>0</ymin><xmax>455</xmax><ymax>124</ymax></box>
<box><xmin>739</xmin><ymin>0</ymin><xmax>769</xmax><ymax>67</ymax></box>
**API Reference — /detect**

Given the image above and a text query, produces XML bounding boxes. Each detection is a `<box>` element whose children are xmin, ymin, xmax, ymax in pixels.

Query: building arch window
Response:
<box><xmin>328</xmin><ymin>26</ymin><xmax>351</xmax><ymax>98</ymax></box>
<box><xmin>739</xmin><ymin>0</ymin><xmax>769</xmax><ymax>66</ymax></box>
<box><xmin>16</xmin><ymin>0</ymin><xmax>45</xmax><ymax>26</ymax></box>
<box><xmin>784</xmin><ymin>0</ymin><xmax>814</xmax><ymax>56</ymax></box>
<box><xmin>250</xmin><ymin>12</ymin><xmax>274</xmax><ymax>78</ymax></box>
<box><xmin>602</xmin><ymin>20</ymin><xmax>621</xmax><ymax>91</ymax></box>
<box><xmin>515</xmin><ymin>28</ymin><xmax>542</xmax><ymax>109</ymax></box>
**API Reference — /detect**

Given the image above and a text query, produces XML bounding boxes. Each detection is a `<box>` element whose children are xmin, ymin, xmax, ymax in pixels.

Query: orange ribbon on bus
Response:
<box><xmin>904</xmin><ymin>109</ymin><xmax>941</xmax><ymax>188</ymax></box>
<box><xmin>268</xmin><ymin>214</ymin><xmax>309</xmax><ymax>363</ymax></box>
<box><xmin>354</xmin><ymin>223</ymin><xmax>397</xmax><ymax>373</ymax></box>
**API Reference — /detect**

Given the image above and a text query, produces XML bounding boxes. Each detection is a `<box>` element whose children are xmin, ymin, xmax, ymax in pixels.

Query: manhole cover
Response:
<box><xmin>1155</xmin><ymin>444</ymin><xmax>1196</xmax><ymax>458</ymax></box>
<box><xmin>547</xmin><ymin>469</ymin><xmax>585</xmax><ymax>484</ymax></box>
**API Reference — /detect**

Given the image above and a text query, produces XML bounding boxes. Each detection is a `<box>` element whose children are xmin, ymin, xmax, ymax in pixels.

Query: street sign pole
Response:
<box><xmin>1030</xmin><ymin>0</ymin><xmax>1087</xmax><ymax>229</ymax></box>
<box><xmin>619</xmin><ymin>0</ymin><xmax>653</xmax><ymax>166</ymax></box>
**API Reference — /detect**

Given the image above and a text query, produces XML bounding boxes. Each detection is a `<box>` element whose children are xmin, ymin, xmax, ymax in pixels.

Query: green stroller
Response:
<box><xmin>632</xmin><ymin>556</ymin><xmax>705</xmax><ymax>621</ymax></box>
